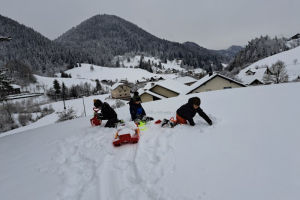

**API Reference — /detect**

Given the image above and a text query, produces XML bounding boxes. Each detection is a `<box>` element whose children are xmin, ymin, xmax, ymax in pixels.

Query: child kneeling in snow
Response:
<box><xmin>176</xmin><ymin>97</ymin><xmax>212</xmax><ymax>126</ymax></box>
<box><xmin>93</xmin><ymin>99</ymin><xmax>123</xmax><ymax>128</ymax></box>
<box><xmin>129</xmin><ymin>92</ymin><xmax>153</xmax><ymax>122</ymax></box>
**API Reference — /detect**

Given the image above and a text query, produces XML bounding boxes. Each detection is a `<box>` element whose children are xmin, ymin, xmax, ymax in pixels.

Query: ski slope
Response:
<box><xmin>1</xmin><ymin>82</ymin><xmax>300</xmax><ymax>200</ymax></box>
<box><xmin>238</xmin><ymin>46</ymin><xmax>300</xmax><ymax>84</ymax></box>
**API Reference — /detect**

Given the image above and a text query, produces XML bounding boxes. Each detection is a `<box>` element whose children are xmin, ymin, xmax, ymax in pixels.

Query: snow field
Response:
<box><xmin>1</xmin><ymin>82</ymin><xmax>300</xmax><ymax>200</ymax></box>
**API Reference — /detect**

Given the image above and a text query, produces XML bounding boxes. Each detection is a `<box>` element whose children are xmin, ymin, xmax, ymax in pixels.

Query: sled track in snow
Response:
<box><xmin>44</xmin><ymin>122</ymin><xmax>183</xmax><ymax>200</ymax></box>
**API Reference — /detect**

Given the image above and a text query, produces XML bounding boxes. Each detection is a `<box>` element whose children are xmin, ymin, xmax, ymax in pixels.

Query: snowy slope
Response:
<box><xmin>238</xmin><ymin>46</ymin><xmax>300</xmax><ymax>84</ymax></box>
<box><xmin>1</xmin><ymin>82</ymin><xmax>300</xmax><ymax>200</ymax></box>
<box><xmin>122</xmin><ymin>55</ymin><xmax>183</xmax><ymax>70</ymax></box>
<box><xmin>64</xmin><ymin>63</ymin><xmax>177</xmax><ymax>83</ymax></box>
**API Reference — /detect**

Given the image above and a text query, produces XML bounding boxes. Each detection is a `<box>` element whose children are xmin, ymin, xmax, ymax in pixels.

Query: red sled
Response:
<box><xmin>90</xmin><ymin>107</ymin><xmax>102</xmax><ymax>126</ymax></box>
<box><xmin>113</xmin><ymin>128</ymin><xmax>140</xmax><ymax>147</ymax></box>
<box><xmin>90</xmin><ymin>116</ymin><xmax>101</xmax><ymax>126</ymax></box>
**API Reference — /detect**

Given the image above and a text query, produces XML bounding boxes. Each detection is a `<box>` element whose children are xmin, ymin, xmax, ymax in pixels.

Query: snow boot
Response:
<box><xmin>161</xmin><ymin>119</ymin><xmax>170</xmax><ymax>127</ymax></box>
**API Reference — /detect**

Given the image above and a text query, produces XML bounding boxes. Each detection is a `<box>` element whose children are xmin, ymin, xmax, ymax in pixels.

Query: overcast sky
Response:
<box><xmin>0</xmin><ymin>0</ymin><xmax>299</xmax><ymax>50</ymax></box>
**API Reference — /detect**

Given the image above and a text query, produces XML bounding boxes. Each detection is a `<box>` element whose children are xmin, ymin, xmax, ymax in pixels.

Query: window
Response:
<box><xmin>206</xmin><ymin>89</ymin><xmax>211</xmax><ymax>92</ymax></box>
<box><xmin>223</xmin><ymin>87</ymin><xmax>232</xmax><ymax>89</ymax></box>
<box><xmin>124</xmin><ymin>90</ymin><xmax>126</xmax><ymax>92</ymax></box>
<box><xmin>120</xmin><ymin>94</ymin><xmax>122</xmax><ymax>96</ymax></box>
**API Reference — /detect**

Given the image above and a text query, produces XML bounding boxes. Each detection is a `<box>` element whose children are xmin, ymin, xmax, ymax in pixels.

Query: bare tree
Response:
<box><xmin>90</xmin><ymin>65</ymin><xmax>94</xmax><ymax>71</ymax></box>
<box><xmin>262</xmin><ymin>60</ymin><xmax>289</xmax><ymax>84</ymax></box>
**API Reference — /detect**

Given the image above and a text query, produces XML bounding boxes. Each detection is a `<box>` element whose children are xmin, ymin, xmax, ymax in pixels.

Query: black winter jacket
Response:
<box><xmin>177</xmin><ymin>98</ymin><xmax>212</xmax><ymax>126</ymax></box>
<box><xmin>129</xmin><ymin>99</ymin><xmax>146</xmax><ymax>121</ymax></box>
<box><xmin>101</xmin><ymin>102</ymin><xmax>118</xmax><ymax>120</ymax></box>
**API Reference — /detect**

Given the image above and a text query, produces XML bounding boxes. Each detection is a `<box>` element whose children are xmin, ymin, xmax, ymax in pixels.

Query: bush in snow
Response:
<box><xmin>56</xmin><ymin>107</ymin><xmax>78</xmax><ymax>123</ymax></box>
<box><xmin>18</xmin><ymin>113</ymin><xmax>33</xmax><ymax>126</ymax></box>
<box><xmin>111</xmin><ymin>100</ymin><xmax>126</xmax><ymax>109</ymax></box>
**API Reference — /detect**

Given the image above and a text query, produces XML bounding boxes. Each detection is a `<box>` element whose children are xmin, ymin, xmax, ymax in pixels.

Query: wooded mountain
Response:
<box><xmin>183</xmin><ymin>42</ymin><xmax>242</xmax><ymax>60</ymax></box>
<box><xmin>0</xmin><ymin>15</ymin><xmax>94</xmax><ymax>76</ymax></box>
<box><xmin>227</xmin><ymin>35</ymin><xmax>288</xmax><ymax>72</ymax></box>
<box><xmin>54</xmin><ymin>14</ymin><xmax>228</xmax><ymax>72</ymax></box>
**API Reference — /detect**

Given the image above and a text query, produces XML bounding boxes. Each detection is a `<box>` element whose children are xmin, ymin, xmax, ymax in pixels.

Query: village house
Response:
<box><xmin>248</xmin><ymin>79</ymin><xmax>264</xmax><ymax>86</ymax></box>
<box><xmin>245</xmin><ymin>69</ymin><xmax>256</xmax><ymax>76</ymax></box>
<box><xmin>110</xmin><ymin>83</ymin><xmax>131</xmax><ymax>100</ymax></box>
<box><xmin>186</xmin><ymin>72</ymin><xmax>247</xmax><ymax>94</ymax></box>
<box><xmin>140</xmin><ymin>79</ymin><xmax>188</xmax><ymax>103</ymax></box>
<box><xmin>291</xmin><ymin>33</ymin><xmax>300</xmax><ymax>40</ymax></box>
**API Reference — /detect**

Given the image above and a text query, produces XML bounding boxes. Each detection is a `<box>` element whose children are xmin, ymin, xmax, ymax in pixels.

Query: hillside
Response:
<box><xmin>237</xmin><ymin>46</ymin><xmax>300</xmax><ymax>84</ymax></box>
<box><xmin>0</xmin><ymin>15</ymin><xmax>93</xmax><ymax>75</ymax></box>
<box><xmin>227</xmin><ymin>35</ymin><xmax>290</xmax><ymax>72</ymax></box>
<box><xmin>1</xmin><ymin>82</ymin><xmax>300</xmax><ymax>200</ymax></box>
<box><xmin>183</xmin><ymin>42</ymin><xmax>242</xmax><ymax>60</ymax></box>
<box><xmin>54</xmin><ymin>14</ymin><xmax>227</xmax><ymax>71</ymax></box>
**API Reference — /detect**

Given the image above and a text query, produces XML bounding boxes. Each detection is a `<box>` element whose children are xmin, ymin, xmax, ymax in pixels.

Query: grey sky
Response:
<box><xmin>0</xmin><ymin>0</ymin><xmax>299</xmax><ymax>50</ymax></box>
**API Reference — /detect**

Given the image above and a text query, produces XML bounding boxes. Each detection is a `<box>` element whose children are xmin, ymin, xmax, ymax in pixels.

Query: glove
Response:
<box><xmin>97</xmin><ymin>113</ymin><xmax>103</xmax><ymax>120</ymax></box>
<box><xmin>208</xmin><ymin>121</ymin><xmax>213</xmax><ymax>126</ymax></box>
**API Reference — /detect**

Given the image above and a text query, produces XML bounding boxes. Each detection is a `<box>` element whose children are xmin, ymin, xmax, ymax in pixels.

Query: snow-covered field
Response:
<box><xmin>63</xmin><ymin>64</ymin><xmax>177</xmax><ymax>83</ymax></box>
<box><xmin>238</xmin><ymin>46</ymin><xmax>300</xmax><ymax>84</ymax></box>
<box><xmin>1</xmin><ymin>81</ymin><xmax>300</xmax><ymax>200</ymax></box>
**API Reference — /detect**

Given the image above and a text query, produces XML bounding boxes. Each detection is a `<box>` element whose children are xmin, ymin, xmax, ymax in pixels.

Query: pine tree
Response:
<box><xmin>53</xmin><ymin>79</ymin><xmax>61</xmax><ymax>101</ymax></box>
<box><xmin>95</xmin><ymin>79</ymin><xmax>102</xmax><ymax>92</ymax></box>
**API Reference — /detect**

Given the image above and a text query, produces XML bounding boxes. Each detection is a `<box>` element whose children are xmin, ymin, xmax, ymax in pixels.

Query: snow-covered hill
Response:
<box><xmin>238</xmin><ymin>46</ymin><xmax>300</xmax><ymax>84</ymax></box>
<box><xmin>63</xmin><ymin>63</ymin><xmax>177</xmax><ymax>83</ymax></box>
<box><xmin>1</xmin><ymin>82</ymin><xmax>300</xmax><ymax>200</ymax></box>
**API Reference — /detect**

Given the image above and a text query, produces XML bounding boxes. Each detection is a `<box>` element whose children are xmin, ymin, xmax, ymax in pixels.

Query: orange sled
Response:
<box><xmin>113</xmin><ymin>128</ymin><xmax>140</xmax><ymax>147</ymax></box>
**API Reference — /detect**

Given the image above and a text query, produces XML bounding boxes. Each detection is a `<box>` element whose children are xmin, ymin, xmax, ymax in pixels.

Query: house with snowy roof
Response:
<box><xmin>110</xmin><ymin>83</ymin><xmax>131</xmax><ymax>100</ymax></box>
<box><xmin>174</xmin><ymin>76</ymin><xmax>197</xmax><ymax>86</ymax></box>
<box><xmin>249</xmin><ymin>79</ymin><xmax>264</xmax><ymax>86</ymax></box>
<box><xmin>186</xmin><ymin>72</ymin><xmax>247</xmax><ymax>94</ymax></box>
<box><xmin>245</xmin><ymin>69</ymin><xmax>256</xmax><ymax>76</ymax></box>
<box><xmin>140</xmin><ymin>79</ymin><xmax>189</xmax><ymax>103</ymax></box>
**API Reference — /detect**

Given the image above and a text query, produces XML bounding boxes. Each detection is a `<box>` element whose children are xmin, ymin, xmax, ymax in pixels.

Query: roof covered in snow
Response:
<box><xmin>111</xmin><ymin>83</ymin><xmax>127</xmax><ymax>90</ymax></box>
<box><xmin>149</xmin><ymin>79</ymin><xmax>189</xmax><ymax>95</ymax></box>
<box><xmin>10</xmin><ymin>84</ymin><xmax>21</xmax><ymax>89</ymax></box>
<box><xmin>140</xmin><ymin>90</ymin><xmax>166</xmax><ymax>100</ymax></box>
<box><xmin>173</xmin><ymin>76</ymin><xmax>197</xmax><ymax>84</ymax></box>
<box><xmin>185</xmin><ymin>73</ymin><xmax>247</xmax><ymax>94</ymax></box>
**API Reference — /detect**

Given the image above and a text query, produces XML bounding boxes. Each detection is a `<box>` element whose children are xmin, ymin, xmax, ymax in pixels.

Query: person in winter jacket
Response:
<box><xmin>129</xmin><ymin>92</ymin><xmax>146</xmax><ymax>121</ymax></box>
<box><xmin>176</xmin><ymin>97</ymin><xmax>212</xmax><ymax>126</ymax></box>
<box><xmin>93</xmin><ymin>99</ymin><xmax>122</xmax><ymax>128</ymax></box>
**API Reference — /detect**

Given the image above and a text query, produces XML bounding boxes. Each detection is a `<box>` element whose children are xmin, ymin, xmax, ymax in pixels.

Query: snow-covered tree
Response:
<box><xmin>262</xmin><ymin>60</ymin><xmax>289</xmax><ymax>84</ymax></box>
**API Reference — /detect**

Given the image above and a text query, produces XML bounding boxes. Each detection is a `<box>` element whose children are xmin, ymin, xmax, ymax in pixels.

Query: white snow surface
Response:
<box><xmin>64</xmin><ymin>63</ymin><xmax>177</xmax><ymax>83</ymax></box>
<box><xmin>238</xmin><ymin>46</ymin><xmax>300</xmax><ymax>84</ymax></box>
<box><xmin>1</xmin><ymin>82</ymin><xmax>300</xmax><ymax>200</ymax></box>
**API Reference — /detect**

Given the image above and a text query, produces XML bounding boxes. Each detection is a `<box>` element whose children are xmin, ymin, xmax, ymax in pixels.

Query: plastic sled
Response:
<box><xmin>90</xmin><ymin>116</ymin><xmax>101</xmax><ymax>126</ymax></box>
<box><xmin>113</xmin><ymin>128</ymin><xmax>140</xmax><ymax>147</ymax></box>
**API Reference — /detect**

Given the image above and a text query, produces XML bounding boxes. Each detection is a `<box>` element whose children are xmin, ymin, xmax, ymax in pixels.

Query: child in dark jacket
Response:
<box><xmin>93</xmin><ymin>99</ymin><xmax>122</xmax><ymax>128</ymax></box>
<box><xmin>129</xmin><ymin>92</ymin><xmax>146</xmax><ymax>121</ymax></box>
<box><xmin>176</xmin><ymin>97</ymin><xmax>212</xmax><ymax>126</ymax></box>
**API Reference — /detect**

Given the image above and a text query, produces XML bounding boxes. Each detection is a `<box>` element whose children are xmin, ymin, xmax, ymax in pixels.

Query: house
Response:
<box><xmin>110</xmin><ymin>83</ymin><xmax>131</xmax><ymax>100</ymax></box>
<box><xmin>249</xmin><ymin>79</ymin><xmax>263</xmax><ymax>86</ymax></box>
<box><xmin>245</xmin><ymin>69</ymin><xmax>256</xmax><ymax>76</ymax></box>
<box><xmin>119</xmin><ymin>78</ymin><xmax>128</xmax><ymax>83</ymax></box>
<box><xmin>0</xmin><ymin>84</ymin><xmax>21</xmax><ymax>95</ymax></box>
<box><xmin>173</xmin><ymin>76</ymin><xmax>197</xmax><ymax>86</ymax></box>
<box><xmin>140</xmin><ymin>79</ymin><xmax>188</xmax><ymax>103</ymax></box>
<box><xmin>291</xmin><ymin>33</ymin><xmax>300</xmax><ymax>40</ymax></box>
<box><xmin>264</xmin><ymin>67</ymin><xmax>273</xmax><ymax>75</ymax></box>
<box><xmin>186</xmin><ymin>72</ymin><xmax>247</xmax><ymax>94</ymax></box>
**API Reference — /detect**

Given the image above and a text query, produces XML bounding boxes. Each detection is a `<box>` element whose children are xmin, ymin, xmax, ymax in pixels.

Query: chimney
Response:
<box><xmin>208</xmin><ymin>72</ymin><xmax>213</xmax><ymax>76</ymax></box>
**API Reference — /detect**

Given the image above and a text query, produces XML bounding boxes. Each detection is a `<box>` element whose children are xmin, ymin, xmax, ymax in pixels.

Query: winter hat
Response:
<box><xmin>193</xmin><ymin>97</ymin><xmax>201</xmax><ymax>106</ymax></box>
<box><xmin>134</xmin><ymin>96</ymin><xmax>141</xmax><ymax>102</ymax></box>
<box><xmin>133</xmin><ymin>91</ymin><xmax>141</xmax><ymax>102</ymax></box>
<box><xmin>94</xmin><ymin>99</ymin><xmax>102</xmax><ymax>108</ymax></box>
